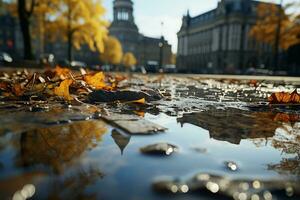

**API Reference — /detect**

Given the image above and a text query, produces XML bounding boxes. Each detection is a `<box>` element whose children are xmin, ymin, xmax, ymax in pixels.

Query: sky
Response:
<box><xmin>103</xmin><ymin>0</ymin><xmax>297</xmax><ymax>53</ymax></box>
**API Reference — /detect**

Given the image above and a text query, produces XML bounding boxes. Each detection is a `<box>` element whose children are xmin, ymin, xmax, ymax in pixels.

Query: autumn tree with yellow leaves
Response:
<box><xmin>250</xmin><ymin>2</ymin><xmax>299</xmax><ymax>49</ymax></box>
<box><xmin>249</xmin><ymin>1</ymin><xmax>300</xmax><ymax>68</ymax></box>
<box><xmin>48</xmin><ymin>0</ymin><xmax>108</xmax><ymax>61</ymax></box>
<box><xmin>5</xmin><ymin>0</ymin><xmax>108</xmax><ymax>61</ymax></box>
<box><xmin>100</xmin><ymin>36</ymin><xmax>123</xmax><ymax>65</ymax></box>
<box><xmin>123</xmin><ymin>52</ymin><xmax>137</xmax><ymax>69</ymax></box>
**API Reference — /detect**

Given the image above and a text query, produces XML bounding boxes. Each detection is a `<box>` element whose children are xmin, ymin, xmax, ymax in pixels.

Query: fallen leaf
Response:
<box><xmin>268</xmin><ymin>90</ymin><xmax>300</xmax><ymax>104</ymax></box>
<box><xmin>249</xmin><ymin>80</ymin><xmax>258</xmax><ymax>87</ymax></box>
<box><xmin>55</xmin><ymin>66</ymin><xmax>71</xmax><ymax>79</ymax></box>
<box><xmin>125</xmin><ymin>98</ymin><xmax>146</xmax><ymax>104</ymax></box>
<box><xmin>54</xmin><ymin>79</ymin><xmax>73</xmax><ymax>101</ymax></box>
<box><xmin>12</xmin><ymin>84</ymin><xmax>24</xmax><ymax>96</ymax></box>
<box><xmin>84</xmin><ymin>72</ymin><xmax>107</xmax><ymax>89</ymax></box>
<box><xmin>290</xmin><ymin>90</ymin><xmax>300</xmax><ymax>103</ymax></box>
<box><xmin>134</xmin><ymin>111</ymin><xmax>145</xmax><ymax>117</ymax></box>
<box><xmin>0</xmin><ymin>82</ymin><xmax>9</xmax><ymax>91</ymax></box>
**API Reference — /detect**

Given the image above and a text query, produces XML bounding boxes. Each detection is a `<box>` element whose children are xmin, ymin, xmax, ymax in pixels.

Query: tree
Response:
<box><xmin>51</xmin><ymin>0</ymin><xmax>108</xmax><ymax>61</ymax></box>
<box><xmin>249</xmin><ymin>2</ymin><xmax>300</xmax><ymax>69</ymax></box>
<box><xmin>5</xmin><ymin>0</ymin><xmax>108</xmax><ymax>61</ymax></box>
<box><xmin>100</xmin><ymin>36</ymin><xmax>123</xmax><ymax>65</ymax></box>
<box><xmin>250</xmin><ymin>2</ymin><xmax>299</xmax><ymax>49</ymax></box>
<box><xmin>123</xmin><ymin>52</ymin><xmax>137</xmax><ymax>68</ymax></box>
<box><xmin>17</xmin><ymin>0</ymin><xmax>35</xmax><ymax>60</ymax></box>
<box><xmin>6</xmin><ymin>0</ymin><xmax>60</xmax><ymax>58</ymax></box>
<box><xmin>170</xmin><ymin>53</ymin><xmax>177</xmax><ymax>65</ymax></box>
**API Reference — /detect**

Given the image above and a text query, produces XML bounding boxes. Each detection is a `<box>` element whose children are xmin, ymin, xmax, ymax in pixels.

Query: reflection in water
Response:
<box><xmin>0</xmin><ymin>172</ymin><xmax>44</xmax><ymax>199</ymax></box>
<box><xmin>12</xmin><ymin>184</ymin><xmax>35</xmax><ymax>200</ymax></box>
<box><xmin>17</xmin><ymin>120</ymin><xmax>107</xmax><ymax>174</ymax></box>
<box><xmin>268</xmin><ymin>123</ymin><xmax>300</xmax><ymax>176</ymax></box>
<box><xmin>177</xmin><ymin>108</ymin><xmax>280</xmax><ymax>144</ymax></box>
<box><xmin>111</xmin><ymin>129</ymin><xmax>131</xmax><ymax>155</ymax></box>
<box><xmin>46</xmin><ymin>166</ymin><xmax>103</xmax><ymax>200</ymax></box>
<box><xmin>153</xmin><ymin>172</ymin><xmax>300</xmax><ymax>199</ymax></box>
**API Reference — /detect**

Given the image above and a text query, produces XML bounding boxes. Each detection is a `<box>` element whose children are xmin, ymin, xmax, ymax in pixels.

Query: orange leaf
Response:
<box><xmin>268</xmin><ymin>90</ymin><xmax>300</xmax><ymax>104</ymax></box>
<box><xmin>290</xmin><ymin>90</ymin><xmax>300</xmax><ymax>103</ymax></box>
<box><xmin>54</xmin><ymin>79</ymin><xmax>73</xmax><ymax>101</ymax></box>
<box><xmin>134</xmin><ymin>110</ymin><xmax>145</xmax><ymax>117</ymax></box>
<box><xmin>55</xmin><ymin>66</ymin><xmax>71</xmax><ymax>79</ymax></box>
<box><xmin>12</xmin><ymin>84</ymin><xmax>24</xmax><ymax>96</ymax></box>
<box><xmin>84</xmin><ymin>72</ymin><xmax>106</xmax><ymax>89</ymax></box>
<box><xmin>125</xmin><ymin>98</ymin><xmax>146</xmax><ymax>104</ymax></box>
<box><xmin>0</xmin><ymin>82</ymin><xmax>8</xmax><ymax>91</ymax></box>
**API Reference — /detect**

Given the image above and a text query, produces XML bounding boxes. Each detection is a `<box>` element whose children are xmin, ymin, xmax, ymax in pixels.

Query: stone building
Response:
<box><xmin>177</xmin><ymin>0</ymin><xmax>274</xmax><ymax>74</ymax></box>
<box><xmin>109</xmin><ymin>0</ymin><xmax>172</xmax><ymax>67</ymax></box>
<box><xmin>0</xmin><ymin>8</ymin><xmax>23</xmax><ymax>59</ymax></box>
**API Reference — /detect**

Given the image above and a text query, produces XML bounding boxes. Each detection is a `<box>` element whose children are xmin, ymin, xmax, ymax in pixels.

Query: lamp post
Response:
<box><xmin>159</xmin><ymin>39</ymin><xmax>164</xmax><ymax>70</ymax></box>
<box><xmin>159</xmin><ymin>22</ymin><xmax>164</xmax><ymax>71</ymax></box>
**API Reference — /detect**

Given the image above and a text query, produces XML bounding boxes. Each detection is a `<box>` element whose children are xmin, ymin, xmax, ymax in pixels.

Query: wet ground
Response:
<box><xmin>0</xmin><ymin>74</ymin><xmax>299</xmax><ymax>200</ymax></box>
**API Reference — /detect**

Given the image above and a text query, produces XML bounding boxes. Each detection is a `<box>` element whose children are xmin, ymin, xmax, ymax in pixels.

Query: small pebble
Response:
<box><xmin>140</xmin><ymin>143</ymin><xmax>178</xmax><ymax>156</ymax></box>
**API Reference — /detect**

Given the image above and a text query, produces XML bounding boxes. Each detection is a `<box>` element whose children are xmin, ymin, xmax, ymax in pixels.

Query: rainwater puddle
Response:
<box><xmin>0</xmin><ymin>76</ymin><xmax>300</xmax><ymax>200</ymax></box>
<box><xmin>0</xmin><ymin>110</ymin><xmax>299</xmax><ymax>200</ymax></box>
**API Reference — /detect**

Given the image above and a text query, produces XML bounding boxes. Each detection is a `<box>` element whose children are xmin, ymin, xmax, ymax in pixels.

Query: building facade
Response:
<box><xmin>109</xmin><ymin>0</ymin><xmax>172</xmax><ymax>67</ymax></box>
<box><xmin>0</xmin><ymin>7</ymin><xmax>23</xmax><ymax>59</ymax></box>
<box><xmin>177</xmin><ymin>0</ymin><xmax>274</xmax><ymax>74</ymax></box>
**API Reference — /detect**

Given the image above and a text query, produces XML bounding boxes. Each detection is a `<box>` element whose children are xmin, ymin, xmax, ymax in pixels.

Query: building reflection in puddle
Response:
<box><xmin>177</xmin><ymin>107</ymin><xmax>300</xmax><ymax>177</ymax></box>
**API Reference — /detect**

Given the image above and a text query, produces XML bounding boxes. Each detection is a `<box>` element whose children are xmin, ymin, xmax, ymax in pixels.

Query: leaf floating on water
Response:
<box><xmin>54</xmin><ymin>79</ymin><xmax>73</xmax><ymax>101</ymax></box>
<box><xmin>268</xmin><ymin>90</ymin><xmax>300</xmax><ymax>104</ymax></box>
<box><xmin>140</xmin><ymin>143</ymin><xmax>178</xmax><ymax>156</ymax></box>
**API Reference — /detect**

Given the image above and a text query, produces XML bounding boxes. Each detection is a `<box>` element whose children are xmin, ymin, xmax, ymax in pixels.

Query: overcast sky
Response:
<box><xmin>103</xmin><ymin>0</ymin><xmax>296</xmax><ymax>53</ymax></box>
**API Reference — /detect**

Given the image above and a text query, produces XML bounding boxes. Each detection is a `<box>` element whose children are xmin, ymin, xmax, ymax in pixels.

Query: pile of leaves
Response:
<box><xmin>0</xmin><ymin>66</ymin><xmax>132</xmax><ymax>103</ymax></box>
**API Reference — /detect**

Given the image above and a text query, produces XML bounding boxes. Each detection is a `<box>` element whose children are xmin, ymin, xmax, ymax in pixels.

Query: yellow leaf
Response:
<box><xmin>54</xmin><ymin>79</ymin><xmax>73</xmax><ymax>101</ymax></box>
<box><xmin>84</xmin><ymin>72</ymin><xmax>106</xmax><ymax>89</ymax></box>
<box><xmin>125</xmin><ymin>98</ymin><xmax>146</xmax><ymax>104</ymax></box>
<box><xmin>55</xmin><ymin>66</ymin><xmax>71</xmax><ymax>79</ymax></box>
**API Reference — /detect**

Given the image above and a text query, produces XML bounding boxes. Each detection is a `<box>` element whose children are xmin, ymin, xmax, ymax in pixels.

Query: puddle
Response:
<box><xmin>0</xmin><ymin>76</ymin><xmax>299</xmax><ymax>199</ymax></box>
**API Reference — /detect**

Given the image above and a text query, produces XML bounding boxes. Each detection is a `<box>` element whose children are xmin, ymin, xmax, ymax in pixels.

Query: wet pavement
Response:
<box><xmin>0</xmin><ymin>74</ymin><xmax>299</xmax><ymax>200</ymax></box>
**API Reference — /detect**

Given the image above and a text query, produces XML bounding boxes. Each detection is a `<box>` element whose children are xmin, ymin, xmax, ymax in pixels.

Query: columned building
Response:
<box><xmin>177</xmin><ymin>0</ymin><xmax>273</xmax><ymax>74</ymax></box>
<box><xmin>109</xmin><ymin>0</ymin><xmax>172</xmax><ymax>67</ymax></box>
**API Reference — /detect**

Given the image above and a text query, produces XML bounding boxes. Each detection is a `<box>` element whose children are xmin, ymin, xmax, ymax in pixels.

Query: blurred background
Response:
<box><xmin>0</xmin><ymin>0</ymin><xmax>299</xmax><ymax>75</ymax></box>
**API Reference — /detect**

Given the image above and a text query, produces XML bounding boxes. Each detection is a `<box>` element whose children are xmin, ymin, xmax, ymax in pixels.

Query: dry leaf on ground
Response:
<box><xmin>54</xmin><ymin>79</ymin><xmax>73</xmax><ymax>101</ymax></box>
<box><xmin>268</xmin><ymin>90</ymin><xmax>300</xmax><ymax>104</ymax></box>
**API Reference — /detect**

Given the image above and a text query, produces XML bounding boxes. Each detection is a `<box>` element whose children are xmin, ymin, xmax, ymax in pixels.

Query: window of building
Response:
<box><xmin>117</xmin><ymin>11</ymin><xmax>129</xmax><ymax>21</ymax></box>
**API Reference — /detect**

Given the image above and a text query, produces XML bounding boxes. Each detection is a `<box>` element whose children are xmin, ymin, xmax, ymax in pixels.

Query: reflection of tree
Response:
<box><xmin>17</xmin><ymin>120</ymin><xmax>107</xmax><ymax>174</ymax></box>
<box><xmin>0</xmin><ymin>172</ymin><xmax>45</xmax><ymax>199</ymax></box>
<box><xmin>268</xmin><ymin>123</ymin><xmax>300</xmax><ymax>176</ymax></box>
<box><xmin>47</xmin><ymin>166</ymin><xmax>103</xmax><ymax>200</ymax></box>
<box><xmin>177</xmin><ymin>108</ymin><xmax>279</xmax><ymax>144</ymax></box>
